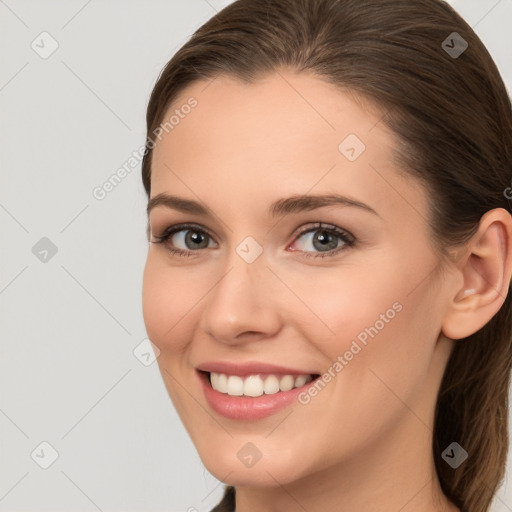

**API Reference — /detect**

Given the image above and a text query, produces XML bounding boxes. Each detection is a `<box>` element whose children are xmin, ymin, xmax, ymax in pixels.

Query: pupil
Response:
<box><xmin>313</xmin><ymin>231</ymin><xmax>337</xmax><ymax>251</ymax></box>
<box><xmin>187</xmin><ymin>231</ymin><xmax>208</xmax><ymax>249</ymax></box>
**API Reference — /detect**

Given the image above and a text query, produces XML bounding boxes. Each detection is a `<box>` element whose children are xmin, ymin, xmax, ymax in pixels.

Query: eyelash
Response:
<box><xmin>150</xmin><ymin>222</ymin><xmax>356</xmax><ymax>259</ymax></box>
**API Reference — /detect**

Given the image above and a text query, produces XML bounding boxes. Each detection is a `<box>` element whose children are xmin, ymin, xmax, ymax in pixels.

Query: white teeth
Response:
<box><xmin>209</xmin><ymin>372</ymin><xmax>314</xmax><ymax>396</ymax></box>
<box><xmin>294</xmin><ymin>375</ymin><xmax>307</xmax><ymax>387</ymax></box>
<box><xmin>218</xmin><ymin>373</ymin><xmax>227</xmax><ymax>391</ymax></box>
<box><xmin>227</xmin><ymin>375</ymin><xmax>244</xmax><ymax>396</ymax></box>
<box><xmin>244</xmin><ymin>375</ymin><xmax>264</xmax><ymax>397</ymax></box>
<box><xmin>263</xmin><ymin>375</ymin><xmax>280</xmax><ymax>395</ymax></box>
<box><xmin>279</xmin><ymin>375</ymin><xmax>295</xmax><ymax>391</ymax></box>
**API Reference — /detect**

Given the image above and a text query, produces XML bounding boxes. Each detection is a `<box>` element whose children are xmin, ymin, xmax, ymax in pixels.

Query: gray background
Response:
<box><xmin>1</xmin><ymin>0</ymin><xmax>511</xmax><ymax>511</ymax></box>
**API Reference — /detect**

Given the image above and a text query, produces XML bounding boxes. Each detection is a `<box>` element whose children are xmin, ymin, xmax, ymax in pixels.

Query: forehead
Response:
<box><xmin>153</xmin><ymin>69</ymin><xmax>388</xmax><ymax>165</ymax></box>
<box><xmin>150</xmin><ymin>70</ymin><xmax>428</xmax><ymax>225</ymax></box>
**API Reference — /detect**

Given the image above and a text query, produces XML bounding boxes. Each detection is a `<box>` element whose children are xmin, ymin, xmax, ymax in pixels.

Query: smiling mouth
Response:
<box><xmin>199</xmin><ymin>370</ymin><xmax>321</xmax><ymax>398</ymax></box>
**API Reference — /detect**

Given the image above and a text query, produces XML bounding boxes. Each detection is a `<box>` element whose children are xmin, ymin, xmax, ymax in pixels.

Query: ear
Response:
<box><xmin>441</xmin><ymin>208</ymin><xmax>512</xmax><ymax>340</ymax></box>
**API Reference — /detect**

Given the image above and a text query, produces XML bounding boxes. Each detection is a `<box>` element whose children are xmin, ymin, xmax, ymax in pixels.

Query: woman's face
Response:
<box><xmin>142</xmin><ymin>70</ymin><xmax>457</xmax><ymax>488</ymax></box>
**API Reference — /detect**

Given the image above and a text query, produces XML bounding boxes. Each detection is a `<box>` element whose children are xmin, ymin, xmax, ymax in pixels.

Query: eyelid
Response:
<box><xmin>152</xmin><ymin>222</ymin><xmax>352</xmax><ymax>244</ymax></box>
<box><xmin>292</xmin><ymin>222</ymin><xmax>355</xmax><ymax>242</ymax></box>
<box><xmin>153</xmin><ymin>222</ymin><xmax>218</xmax><ymax>243</ymax></box>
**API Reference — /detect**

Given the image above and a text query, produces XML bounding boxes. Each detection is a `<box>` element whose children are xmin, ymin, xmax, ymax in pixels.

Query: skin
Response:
<box><xmin>142</xmin><ymin>69</ymin><xmax>512</xmax><ymax>512</ymax></box>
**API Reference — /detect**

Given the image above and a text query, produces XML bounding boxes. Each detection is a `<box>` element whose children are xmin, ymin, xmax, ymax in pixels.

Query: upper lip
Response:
<box><xmin>196</xmin><ymin>361</ymin><xmax>319</xmax><ymax>377</ymax></box>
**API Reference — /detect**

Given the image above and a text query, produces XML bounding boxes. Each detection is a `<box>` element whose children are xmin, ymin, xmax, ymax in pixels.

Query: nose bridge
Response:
<box><xmin>216</xmin><ymin>231</ymin><xmax>268</xmax><ymax>301</ymax></box>
<box><xmin>201</xmin><ymin>239</ymin><xmax>281</xmax><ymax>342</ymax></box>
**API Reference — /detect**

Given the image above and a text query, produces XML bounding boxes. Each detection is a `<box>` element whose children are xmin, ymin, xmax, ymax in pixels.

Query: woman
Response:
<box><xmin>141</xmin><ymin>0</ymin><xmax>512</xmax><ymax>510</ymax></box>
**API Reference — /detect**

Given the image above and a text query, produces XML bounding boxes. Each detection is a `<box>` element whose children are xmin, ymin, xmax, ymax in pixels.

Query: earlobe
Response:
<box><xmin>441</xmin><ymin>208</ymin><xmax>512</xmax><ymax>340</ymax></box>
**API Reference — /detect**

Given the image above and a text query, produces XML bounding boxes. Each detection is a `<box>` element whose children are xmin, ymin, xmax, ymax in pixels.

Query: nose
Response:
<box><xmin>200</xmin><ymin>248</ymin><xmax>283</xmax><ymax>345</ymax></box>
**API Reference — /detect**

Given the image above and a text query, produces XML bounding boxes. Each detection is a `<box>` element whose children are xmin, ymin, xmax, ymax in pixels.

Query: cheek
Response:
<box><xmin>141</xmin><ymin>255</ymin><xmax>200</xmax><ymax>353</ymax></box>
<box><xmin>306</xmin><ymin>248</ymin><xmax>438</xmax><ymax>355</ymax></box>
<box><xmin>293</xmin><ymin>255</ymin><xmax>438</xmax><ymax>408</ymax></box>
<box><xmin>279</xmin><ymin>260</ymin><xmax>401</xmax><ymax>346</ymax></box>
<box><xmin>142</xmin><ymin>256</ymin><xmax>203</xmax><ymax>419</ymax></box>
<box><xmin>325</xmin><ymin>273</ymin><xmax>439</xmax><ymax>426</ymax></box>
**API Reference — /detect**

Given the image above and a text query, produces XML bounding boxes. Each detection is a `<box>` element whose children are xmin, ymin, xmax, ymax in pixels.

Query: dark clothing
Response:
<box><xmin>210</xmin><ymin>485</ymin><xmax>236</xmax><ymax>511</ymax></box>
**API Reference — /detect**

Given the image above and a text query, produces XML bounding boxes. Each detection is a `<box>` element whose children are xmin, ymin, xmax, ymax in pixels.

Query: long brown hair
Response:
<box><xmin>141</xmin><ymin>1</ymin><xmax>512</xmax><ymax>510</ymax></box>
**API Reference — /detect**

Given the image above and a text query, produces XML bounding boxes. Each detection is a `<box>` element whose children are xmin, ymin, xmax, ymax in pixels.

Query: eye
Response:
<box><xmin>288</xmin><ymin>223</ymin><xmax>355</xmax><ymax>259</ymax></box>
<box><xmin>150</xmin><ymin>223</ymin><xmax>217</xmax><ymax>257</ymax></box>
<box><xmin>151</xmin><ymin>222</ymin><xmax>356</xmax><ymax>259</ymax></box>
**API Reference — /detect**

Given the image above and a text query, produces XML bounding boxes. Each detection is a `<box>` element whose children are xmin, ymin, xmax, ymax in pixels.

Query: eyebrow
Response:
<box><xmin>147</xmin><ymin>192</ymin><xmax>379</xmax><ymax>218</ymax></box>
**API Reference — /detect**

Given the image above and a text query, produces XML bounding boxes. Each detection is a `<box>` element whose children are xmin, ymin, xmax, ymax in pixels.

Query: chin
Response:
<box><xmin>197</xmin><ymin>443</ymin><xmax>308</xmax><ymax>488</ymax></box>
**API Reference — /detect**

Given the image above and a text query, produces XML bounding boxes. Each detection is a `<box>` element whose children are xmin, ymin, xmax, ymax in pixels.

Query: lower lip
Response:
<box><xmin>197</xmin><ymin>370</ymin><xmax>318</xmax><ymax>421</ymax></box>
